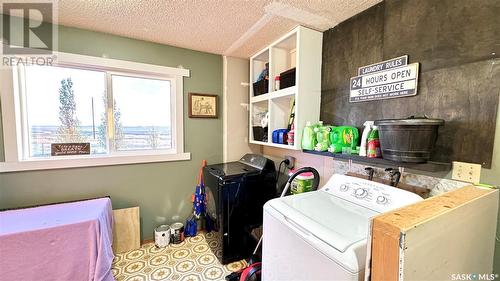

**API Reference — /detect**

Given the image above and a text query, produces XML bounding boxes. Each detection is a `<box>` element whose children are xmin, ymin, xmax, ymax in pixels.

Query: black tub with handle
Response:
<box><xmin>374</xmin><ymin>116</ymin><xmax>445</xmax><ymax>163</ymax></box>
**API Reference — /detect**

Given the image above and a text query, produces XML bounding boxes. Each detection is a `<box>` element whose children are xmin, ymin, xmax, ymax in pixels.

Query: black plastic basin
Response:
<box><xmin>374</xmin><ymin>116</ymin><xmax>445</xmax><ymax>163</ymax></box>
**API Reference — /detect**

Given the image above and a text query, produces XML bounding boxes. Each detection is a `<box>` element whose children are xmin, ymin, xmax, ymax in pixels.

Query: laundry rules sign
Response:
<box><xmin>349</xmin><ymin>55</ymin><xmax>419</xmax><ymax>103</ymax></box>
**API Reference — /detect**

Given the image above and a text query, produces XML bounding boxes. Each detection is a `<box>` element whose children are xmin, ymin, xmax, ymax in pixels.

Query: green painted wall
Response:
<box><xmin>0</xmin><ymin>18</ymin><xmax>223</xmax><ymax>240</ymax></box>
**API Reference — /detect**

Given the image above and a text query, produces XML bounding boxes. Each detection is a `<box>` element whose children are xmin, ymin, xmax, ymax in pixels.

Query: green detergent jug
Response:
<box><xmin>314</xmin><ymin>125</ymin><xmax>333</xmax><ymax>151</ymax></box>
<box><xmin>301</xmin><ymin>122</ymin><xmax>317</xmax><ymax>150</ymax></box>
<box><xmin>328</xmin><ymin>126</ymin><xmax>360</xmax><ymax>153</ymax></box>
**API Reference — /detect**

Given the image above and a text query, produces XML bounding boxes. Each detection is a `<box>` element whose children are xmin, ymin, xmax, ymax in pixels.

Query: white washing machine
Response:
<box><xmin>262</xmin><ymin>174</ymin><xmax>423</xmax><ymax>281</ymax></box>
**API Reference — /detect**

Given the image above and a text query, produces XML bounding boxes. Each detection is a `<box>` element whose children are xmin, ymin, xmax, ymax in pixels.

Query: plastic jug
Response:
<box><xmin>359</xmin><ymin>121</ymin><xmax>374</xmax><ymax>156</ymax></box>
<box><xmin>367</xmin><ymin>125</ymin><xmax>381</xmax><ymax>158</ymax></box>
<box><xmin>328</xmin><ymin>126</ymin><xmax>360</xmax><ymax>153</ymax></box>
<box><xmin>272</xmin><ymin>129</ymin><xmax>289</xmax><ymax>144</ymax></box>
<box><xmin>301</xmin><ymin>122</ymin><xmax>317</xmax><ymax>150</ymax></box>
<box><xmin>288</xmin><ymin>169</ymin><xmax>315</xmax><ymax>194</ymax></box>
<box><xmin>314</xmin><ymin>125</ymin><xmax>333</xmax><ymax>151</ymax></box>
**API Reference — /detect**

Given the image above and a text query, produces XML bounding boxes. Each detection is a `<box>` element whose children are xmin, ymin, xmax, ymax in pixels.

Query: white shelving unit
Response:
<box><xmin>249</xmin><ymin>26</ymin><xmax>323</xmax><ymax>150</ymax></box>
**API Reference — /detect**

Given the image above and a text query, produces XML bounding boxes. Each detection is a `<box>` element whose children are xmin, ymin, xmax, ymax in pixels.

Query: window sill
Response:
<box><xmin>0</xmin><ymin>152</ymin><xmax>191</xmax><ymax>173</ymax></box>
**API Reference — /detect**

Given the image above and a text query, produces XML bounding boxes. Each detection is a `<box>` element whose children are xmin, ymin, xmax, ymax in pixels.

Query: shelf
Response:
<box><xmin>271</xmin><ymin>86</ymin><xmax>296</xmax><ymax>99</ymax></box>
<box><xmin>250</xmin><ymin>140</ymin><xmax>269</xmax><ymax>146</ymax></box>
<box><xmin>249</xmin><ymin>26</ymin><xmax>322</xmax><ymax>151</ymax></box>
<box><xmin>267</xmin><ymin>142</ymin><xmax>300</xmax><ymax>150</ymax></box>
<box><xmin>250</xmin><ymin>86</ymin><xmax>296</xmax><ymax>103</ymax></box>
<box><xmin>250</xmin><ymin>140</ymin><xmax>300</xmax><ymax>150</ymax></box>
<box><xmin>302</xmin><ymin>150</ymin><xmax>451</xmax><ymax>172</ymax></box>
<box><xmin>250</xmin><ymin>48</ymin><xmax>270</xmax><ymax>97</ymax></box>
<box><xmin>251</xmin><ymin>92</ymin><xmax>271</xmax><ymax>103</ymax></box>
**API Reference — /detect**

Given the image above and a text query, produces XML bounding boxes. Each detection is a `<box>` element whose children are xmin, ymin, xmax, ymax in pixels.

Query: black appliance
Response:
<box><xmin>204</xmin><ymin>154</ymin><xmax>276</xmax><ymax>264</ymax></box>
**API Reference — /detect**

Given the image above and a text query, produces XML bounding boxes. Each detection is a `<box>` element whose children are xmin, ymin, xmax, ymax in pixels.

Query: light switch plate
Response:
<box><xmin>452</xmin><ymin>161</ymin><xmax>482</xmax><ymax>184</ymax></box>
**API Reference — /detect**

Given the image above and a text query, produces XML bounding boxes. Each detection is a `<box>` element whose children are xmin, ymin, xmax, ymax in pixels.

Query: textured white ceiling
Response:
<box><xmin>10</xmin><ymin>0</ymin><xmax>382</xmax><ymax>58</ymax></box>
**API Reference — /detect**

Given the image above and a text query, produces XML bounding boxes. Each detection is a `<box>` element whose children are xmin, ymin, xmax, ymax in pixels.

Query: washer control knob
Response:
<box><xmin>376</xmin><ymin>195</ymin><xmax>388</xmax><ymax>204</ymax></box>
<box><xmin>354</xmin><ymin>188</ymin><xmax>368</xmax><ymax>198</ymax></box>
<box><xmin>339</xmin><ymin>184</ymin><xmax>350</xmax><ymax>192</ymax></box>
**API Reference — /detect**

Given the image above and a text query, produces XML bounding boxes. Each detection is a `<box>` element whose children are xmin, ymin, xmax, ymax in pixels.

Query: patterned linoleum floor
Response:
<box><xmin>112</xmin><ymin>232</ymin><xmax>247</xmax><ymax>281</ymax></box>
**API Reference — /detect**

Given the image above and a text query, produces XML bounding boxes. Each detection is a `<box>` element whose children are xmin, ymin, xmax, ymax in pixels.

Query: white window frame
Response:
<box><xmin>0</xmin><ymin>51</ymin><xmax>191</xmax><ymax>172</ymax></box>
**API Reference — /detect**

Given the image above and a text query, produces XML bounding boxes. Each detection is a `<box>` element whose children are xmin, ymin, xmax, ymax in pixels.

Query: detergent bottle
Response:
<box><xmin>367</xmin><ymin>125</ymin><xmax>381</xmax><ymax>158</ymax></box>
<box><xmin>301</xmin><ymin>122</ymin><xmax>317</xmax><ymax>150</ymax></box>
<box><xmin>314</xmin><ymin>124</ymin><xmax>332</xmax><ymax>151</ymax></box>
<box><xmin>359</xmin><ymin>121</ymin><xmax>374</xmax><ymax>157</ymax></box>
<box><xmin>287</xmin><ymin>123</ymin><xmax>295</xmax><ymax>146</ymax></box>
<box><xmin>328</xmin><ymin>126</ymin><xmax>360</xmax><ymax>153</ymax></box>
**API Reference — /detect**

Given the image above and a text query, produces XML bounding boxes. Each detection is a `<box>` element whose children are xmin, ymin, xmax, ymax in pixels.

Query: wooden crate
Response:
<box><xmin>370</xmin><ymin>186</ymin><xmax>498</xmax><ymax>281</ymax></box>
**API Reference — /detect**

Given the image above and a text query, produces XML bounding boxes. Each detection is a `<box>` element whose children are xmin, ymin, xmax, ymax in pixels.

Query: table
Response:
<box><xmin>0</xmin><ymin>198</ymin><xmax>115</xmax><ymax>281</ymax></box>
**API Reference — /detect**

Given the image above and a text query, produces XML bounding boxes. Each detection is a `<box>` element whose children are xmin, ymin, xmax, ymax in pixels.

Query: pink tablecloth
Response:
<box><xmin>0</xmin><ymin>198</ymin><xmax>115</xmax><ymax>281</ymax></box>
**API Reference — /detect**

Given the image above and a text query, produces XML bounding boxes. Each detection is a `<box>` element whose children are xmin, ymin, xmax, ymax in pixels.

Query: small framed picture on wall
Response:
<box><xmin>188</xmin><ymin>93</ymin><xmax>218</xmax><ymax>118</ymax></box>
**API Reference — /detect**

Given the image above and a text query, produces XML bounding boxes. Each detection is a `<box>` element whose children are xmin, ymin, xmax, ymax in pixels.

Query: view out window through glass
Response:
<box><xmin>111</xmin><ymin>75</ymin><xmax>172</xmax><ymax>151</ymax></box>
<box><xmin>22</xmin><ymin>65</ymin><xmax>173</xmax><ymax>159</ymax></box>
<box><xmin>25</xmin><ymin>66</ymin><xmax>107</xmax><ymax>157</ymax></box>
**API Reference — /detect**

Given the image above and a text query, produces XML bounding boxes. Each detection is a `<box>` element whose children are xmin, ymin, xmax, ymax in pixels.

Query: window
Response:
<box><xmin>0</xmin><ymin>52</ymin><xmax>190</xmax><ymax>172</ymax></box>
<box><xmin>111</xmin><ymin>75</ymin><xmax>172</xmax><ymax>151</ymax></box>
<box><xmin>24</xmin><ymin>66</ymin><xmax>108</xmax><ymax>157</ymax></box>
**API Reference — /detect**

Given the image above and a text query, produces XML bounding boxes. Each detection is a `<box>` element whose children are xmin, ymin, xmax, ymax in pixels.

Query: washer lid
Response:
<box><xmin>268</xmin><ymin>191</ymin><xmax>377</xmax><ymax>253</ymax></box>
<box><xmin>205</xmin><ymin>162</ymin><xmax>260</xmax><ymax>180</ymax></box>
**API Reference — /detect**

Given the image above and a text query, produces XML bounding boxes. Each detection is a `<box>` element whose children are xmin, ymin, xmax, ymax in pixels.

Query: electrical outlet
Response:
<box><xmin>284</xmin><ymin>155</ymin><xmax>295</xmax><ymax>169</ymax></box>
<box><xmin>452</xmin><ymin>161</ymin><xmax>482</xmax><ymax>184</ymax></box>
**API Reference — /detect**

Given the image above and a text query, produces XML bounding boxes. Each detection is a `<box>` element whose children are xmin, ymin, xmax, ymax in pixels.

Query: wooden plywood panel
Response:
<box><xmin>371</xmin><ymin>186</ymin><xmax>499</xmax><ymax>281</ymax></box>
<box><xmin>321</xmin><ymin>2</ymin><xmax>384</xmax><ymax>125</ymax></box>
<box><xmin>403</xmin><ymin>190</ymin><xmax>498</xmax><ymax>280</ymax></box>
<box><xmin>320</xmin><ymin>0</ymin><xmax>500</xmax><ymax>168</ymax></box>
<box><xmin>383</xmin><ymin>0</ymin><xmax>500</xmax><ymax>73</ymax></box>
<box><xmin>371</xmin><ymin>219</ymin><xmax>401</xmax><ymax>281</ymax></box>
<box><xmin>113</xmin><ymin>207</ymin><xmax>140</xmax><ymax>254</ymax></box>
<box><xmin>375</xmin><ymin>186</ymin><xmax>491</xmax><ymax>231</ymax></box>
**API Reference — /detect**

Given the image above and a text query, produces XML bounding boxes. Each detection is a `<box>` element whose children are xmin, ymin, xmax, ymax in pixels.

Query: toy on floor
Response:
<box><xmin>185</xmin><ymin>160</ymin><xmax>215</xmax><ymax>237</ymax></box>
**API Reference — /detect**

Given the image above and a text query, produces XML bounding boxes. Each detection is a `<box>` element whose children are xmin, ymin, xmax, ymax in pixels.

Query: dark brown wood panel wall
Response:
<box><xmin>320</xmin><ymin>0</ymin><xmax>500</xmax><ymax>167</ymax></box>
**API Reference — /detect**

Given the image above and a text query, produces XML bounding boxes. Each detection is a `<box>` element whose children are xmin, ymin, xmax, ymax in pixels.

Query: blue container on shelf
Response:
<box><xmin>272</xmin><ymin>129</ymin><xmax>289</xmax><ymax>144</ymax></box>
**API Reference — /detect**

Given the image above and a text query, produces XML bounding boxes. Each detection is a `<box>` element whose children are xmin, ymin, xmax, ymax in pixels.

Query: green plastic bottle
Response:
<box><xmin>367</xmin><ymin>126</ymin><xmax>381</xmax><ymax>158</ymax></box>
<box><xmin>314</xmin><ymin>125</ymin><xmax>332</xmax><ymax>151</ymax></box>
<box><xmin>328</xmin><ymin>126</ymin><xmax>360</xmax><ymax>153</ymax></box>
<box><xmin>301</xmin><ymin>121</ymin><xmax>317</xmax><ymax>150</ymax></box>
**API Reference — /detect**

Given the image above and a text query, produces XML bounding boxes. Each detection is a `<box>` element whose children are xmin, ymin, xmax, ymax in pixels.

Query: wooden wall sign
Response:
<box><xmin>350</xmin><ymin>56</ymin><xmax>419</xmax><ymax>103</ymax></box>
<box><xmin>51</xmin><ymin>143</ymin><xmax>90</xmax><ymax>156</ymax></box>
